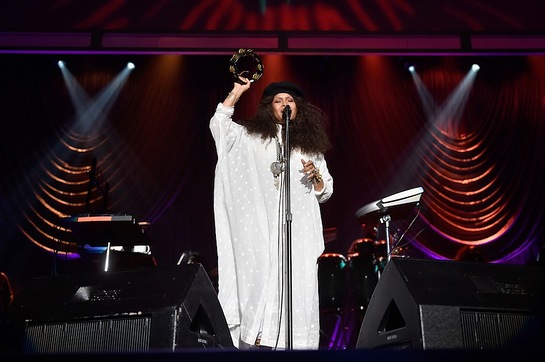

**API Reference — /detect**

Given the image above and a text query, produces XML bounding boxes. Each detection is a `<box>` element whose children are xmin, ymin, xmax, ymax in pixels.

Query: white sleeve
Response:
<box><xmin>209</xmin><ymin>102</ymin><xmax>243</xmax><ymax>157</ymax></box>
<box><xmin>313</xmin><ymin>155</ymin><xmax>333</xmax><ymax>203</ymax></box>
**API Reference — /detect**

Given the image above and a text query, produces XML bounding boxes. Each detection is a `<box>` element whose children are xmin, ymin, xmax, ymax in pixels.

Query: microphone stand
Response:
<box><xmin>282</xmin><ymin>105</ymin><xmax>293</xmax><ymax>350</ymax></box>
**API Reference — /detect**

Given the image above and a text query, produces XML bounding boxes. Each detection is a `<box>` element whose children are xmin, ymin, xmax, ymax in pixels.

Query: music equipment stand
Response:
<box><xmin>355</xmin><ymin>187</ymin><xmax>424</xmax><ymax>261</ymax></box>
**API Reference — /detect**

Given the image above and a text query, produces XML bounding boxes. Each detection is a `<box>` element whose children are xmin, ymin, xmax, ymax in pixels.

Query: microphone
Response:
<box><xmin>283</xmin><ymin>105</ymin><xmax>291</xmax><ymax>121</ymax></box>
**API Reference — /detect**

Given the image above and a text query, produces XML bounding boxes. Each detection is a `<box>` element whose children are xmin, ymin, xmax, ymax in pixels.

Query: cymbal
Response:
<box><xmin>355</xmin><ymin>187</ymin><xmax>424</xmax><ymax>224</ymax></box>
<box><xmin>323</xmin><ymin>227</ymin><xmax>337</xmax><ymax>243</ymax></box>
<box><xmin>138</xmin><ymin>221</ymin><xmax>151</xmax><ymax>229</ymax></box>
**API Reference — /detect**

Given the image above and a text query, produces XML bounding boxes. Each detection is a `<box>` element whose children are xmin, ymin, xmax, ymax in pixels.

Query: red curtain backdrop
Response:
<box><xmin>1</xmin><ymin>0</ymin><xmax>543</xmax><ymax>32</ymax></box>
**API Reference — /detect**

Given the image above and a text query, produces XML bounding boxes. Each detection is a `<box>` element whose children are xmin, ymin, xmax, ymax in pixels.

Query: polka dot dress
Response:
<box><xmin>210</xmin><ymin>103</ymin><xmax>333</xmax><ymax>349</ymax></box>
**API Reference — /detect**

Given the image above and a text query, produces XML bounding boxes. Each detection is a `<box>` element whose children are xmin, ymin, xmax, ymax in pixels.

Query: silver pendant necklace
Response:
<box><xmin>270</xmin><ymin>135</ymin><xmax>284</xmax><ymax>190</ymax></box>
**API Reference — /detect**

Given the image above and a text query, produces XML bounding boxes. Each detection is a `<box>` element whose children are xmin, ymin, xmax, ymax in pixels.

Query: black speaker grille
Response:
<box><xmin>24</xmin><ymin>316</ymin><xmax>152</xmax><ymax>353</ymax></box>
<box><xmin>1</xmin><ymin>265</ymin><xmax>234</xmax><ymax>352</ymax></box>
<box><xmin>460</xmin><ymin>311</ymin><xmax>538</xmax><ymax>349</ymax></box>
<box><xmin>356</xmin><ymin>259</ymin><xmax>545</xmax><ymax>350</ymax></box>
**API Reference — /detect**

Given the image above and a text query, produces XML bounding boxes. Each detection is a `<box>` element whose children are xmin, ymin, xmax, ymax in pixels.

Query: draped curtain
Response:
<box><xmin>1</xmin><ymin>54</ymin><xmax>544</xmax><ymax>293</ymax></box>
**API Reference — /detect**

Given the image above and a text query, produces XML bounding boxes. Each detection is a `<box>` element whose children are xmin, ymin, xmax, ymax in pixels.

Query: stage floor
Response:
<box><xmin>1</xmin><ymin>348</ymin><xmax>541</xmax><ymax>362</ymax></box>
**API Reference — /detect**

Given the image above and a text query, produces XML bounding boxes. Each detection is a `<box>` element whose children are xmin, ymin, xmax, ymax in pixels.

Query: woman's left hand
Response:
<box><xmin>301</xmin><ymin>159</ymin><xmax>323</xmax><ymax>187</ymax></box>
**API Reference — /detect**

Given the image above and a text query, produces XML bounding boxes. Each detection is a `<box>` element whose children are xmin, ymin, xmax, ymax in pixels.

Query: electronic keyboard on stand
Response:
<box><xmin>61</xmin><ymin>214</ymin><xmax>153</xmax><ymax>272</ymax></box>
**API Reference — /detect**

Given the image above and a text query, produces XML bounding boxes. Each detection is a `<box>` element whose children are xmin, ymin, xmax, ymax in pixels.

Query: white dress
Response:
<box><xmin>210</xmin><ymin>103</ymin><xmax>333</xmax><ymax>350</ymax></box>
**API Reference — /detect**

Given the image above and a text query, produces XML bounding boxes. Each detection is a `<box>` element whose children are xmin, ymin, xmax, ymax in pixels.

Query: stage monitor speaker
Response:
<box><xmin>356</xmin><ymin>258</ymin><xmax>545</xmax><ymax>350</ymax></box>
<box><xmin>0</xmin><ymin>264</ymin><xmax>234</xmax><ymax>353</ymax></box>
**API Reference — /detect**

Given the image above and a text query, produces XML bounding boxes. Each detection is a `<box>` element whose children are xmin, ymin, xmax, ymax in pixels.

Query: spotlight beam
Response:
<box><xmin>59</xmin><ymin>64</ymin><xmax>133</xmax><ymax>135</ymax></box>
<box><xmin>410</xmin><ymin>65</ymin><xmax>480</xmax><ymax>135</ymax></box>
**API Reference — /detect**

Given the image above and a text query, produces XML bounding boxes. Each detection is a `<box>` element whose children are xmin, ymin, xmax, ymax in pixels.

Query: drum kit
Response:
<box><xmin>318</xmin><ymin>235</ymin><xmax>388</xmax><ymax>313</ymax></box>
<box><xmin>318</xmin><ymin>187</ymin><xmax>424</xmax><ymax>313</ymax></box>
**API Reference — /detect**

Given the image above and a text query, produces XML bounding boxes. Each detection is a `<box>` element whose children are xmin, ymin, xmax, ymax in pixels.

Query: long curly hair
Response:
<box><xmin>243</xmin><ymin>95</ymin><xmax>332</xmax><ymax>156</ymax></box>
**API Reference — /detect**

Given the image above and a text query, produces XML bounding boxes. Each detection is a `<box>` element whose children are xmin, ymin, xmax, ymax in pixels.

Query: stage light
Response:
<box><xmin>471</xmin><ymin>64</ymin><xmax>480</xmax><ymax>72</ymax></box>
<box><xmin>127</xmin><ymin>62</ymin><xmax>135</xmax><ymax>69</ymax></box>
<box><xmin>57</xmin><ymin>60</ymin><xmax>65</xmax><ymax>68</ymax></box>
<box><xmin>403</xmin><ymin>62</ymin><xmax>416</xmax><ymax>73</ymax></box>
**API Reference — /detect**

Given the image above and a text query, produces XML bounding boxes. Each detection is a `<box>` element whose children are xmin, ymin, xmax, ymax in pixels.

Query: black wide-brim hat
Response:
<box><xmin>262</xmin><ymin>81</ymin><xmax>305</xmax><ymax>99</ymax></box>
